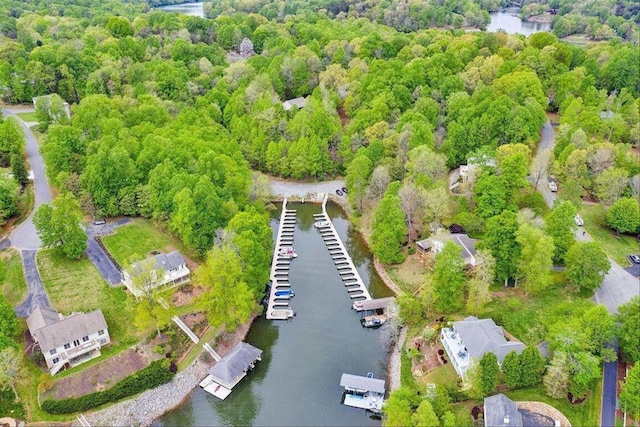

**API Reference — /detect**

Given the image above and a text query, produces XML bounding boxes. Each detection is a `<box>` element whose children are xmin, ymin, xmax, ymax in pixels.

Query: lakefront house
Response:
<box><xmin>121</xmin><ymin>250</ymin><xmax>190</xmax><ymax>297</ymax></box>
<box><xmin>27</xmin><ymin>306</ymin><xmax>110</xmax><ymax>375</ymax></box>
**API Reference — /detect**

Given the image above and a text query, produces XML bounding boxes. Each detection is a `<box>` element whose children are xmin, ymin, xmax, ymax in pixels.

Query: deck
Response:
<box><xmin>343</xmin><ymin>392</ymin><xmax>383</xmax><ymax>412</ymax></box>
<box><xmin>199</xmin><ymin>375</ymin><xmax>232</xmax><ymax>400</ymax></box>
<box><xmin>313</xmin><ymin>193</ymin><xmax>371</xmax><ymax>304</ymax></box>
<box><xmin>266</xmin><ymin>198</ymin><xmax>297</xmax><ymax>320</ymax></box>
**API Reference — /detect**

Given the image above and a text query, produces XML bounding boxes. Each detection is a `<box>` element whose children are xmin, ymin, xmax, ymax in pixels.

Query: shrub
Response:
<box><xmin>41</xmin><ymin>360</ymin><xmax>175</xmax><ymax>414</ymax></box>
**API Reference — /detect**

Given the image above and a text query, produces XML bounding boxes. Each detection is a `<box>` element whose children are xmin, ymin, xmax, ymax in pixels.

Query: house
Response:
<box><xmin>32</xmin><ymin>94</ymin><xmax>71</xmax><ymax>120</ymax></box>
<box><xmin>440</xmin><ymin>316</ymin><xmax>525</xmax><ymax>378</ymax></box>
<box><xmin>199</xmin><ymin>342</ymin><xmax>263</xmax><ymax>400</ymax></box>
<box><xmin>416</xmin><ymin>233</ymin><xmax>478</xmax><ymax>266</ymax></box>
<box><xmin>459</xmin><ymin>155</ymin><xmax>497</xmax><ymax>184</ymax></box>
<box><xmin>27</xmin><ymin>306</ymin><xmax>110</xmax><ymax>375</ymax></box>
<box><xmin>122</xmin><ymin>251</ymin><xmax>190</xmax><ymax>297</ymax></box>
<box><xmin>484</xmin><ymin>394</ymin><xmax>523</xmax><ymax>427</ymax></box>
<box><xmin>282</xmin><ymin>97</ymin><xmax>307</xmax><ymax>111</ymax></box>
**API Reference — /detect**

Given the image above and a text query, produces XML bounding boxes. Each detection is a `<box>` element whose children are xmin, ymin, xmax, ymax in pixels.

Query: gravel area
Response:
<box><xmin>388</xmin><ymin>327</ymin><xmax>407</xmax><ymax>392</ymax></box>
<box><xmin>269</xmin><ymin>176</ymin><xmax>345</xmax><ymax>198</ymax></box>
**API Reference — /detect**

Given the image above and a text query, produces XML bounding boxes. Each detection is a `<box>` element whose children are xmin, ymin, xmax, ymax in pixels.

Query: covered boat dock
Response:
<box><xmin>340</xmin><ymin>373</ymin><xmax>386</xmax><ymax>413</ymax></box>
<box><xmin>199</xmin><ymin>342</ymin><xmax>263</xmax><ymax>400</ymax></box>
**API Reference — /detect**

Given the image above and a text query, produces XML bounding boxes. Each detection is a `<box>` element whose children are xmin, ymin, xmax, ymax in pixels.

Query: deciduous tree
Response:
<box><xmin>544</xmin><ymin>201</ymin><xmax>577</xmax><ymax>264</ymax></box>
<box><xmin>481</xmin><ymin>211</ymin><xmax>520</xmax><ymax>286</ymax></box>
<box><xmin>564</xmin><ymin>242</ymin><xmax>610</xmax><ymax>293</ymax></box>
<box><xmin>33</xmin><ymin>193</ymin><xmax>87</xmax><ymax>259</ymax></box>
<box><xmin>371</xmin><ymin>182</ymin><xmax>407</xmax><ymax>264</ymax></box>
<box><xmin>616</xmin><ymin>297</ymin><xmax>640</xmax><ymax>363</ymax></box>
<box><xmin>411</xmin><ymin>399</ymin><xmax>439</xmax><ymax>427</ymax></box>
<box><xmin>515</xmin><ymin>224</ymin><xmax>554</xmax><ymax>294</ymax></box>
<box><xmin>465</xmin><ymin>250</ymin><xmax>494</xmax><ymax>315</ymax></box>
<box><xmin>433</xmin><ymin>241</ymin><xmax>466</xmax><ymax>313</ymax></box>
<box><xmin>606</xmin><ymin>197</ymin><xmax>640</xmax><ymax>235</ymax></box>
<box><xmin>620</xmin><ymin>364</ymin><xmax>640</xmax><ymax>421</ymax></box>
<box><xmin>0</xmin><ymin>347</ymin><xmax>24</xmax><ymax>400</ymax></box>
<box><xmin>544</xmin><ymin>351</ymin><xmax>570</xmax><ymax>399</ymax></box>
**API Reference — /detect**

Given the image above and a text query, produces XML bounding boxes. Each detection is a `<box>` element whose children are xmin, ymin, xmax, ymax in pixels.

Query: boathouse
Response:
<box><xmin>340</xmin><ymin>373</ymin><xmax>385</xmax><ymax>412</ymax></box>
<box><xmin>199</xmin><ymin>342</ymin><xmax>262</xmax><ymax>400</ymax></box>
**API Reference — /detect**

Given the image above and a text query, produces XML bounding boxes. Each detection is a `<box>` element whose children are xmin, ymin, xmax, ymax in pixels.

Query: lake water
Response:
<box><xmin>487</xmin><ymin>9</ymin><xmax>551</xmax><ymax>36</ymax></box>
<box><xmin>157</xmin><ymin>3</ymin><xmax>551</xmax><ymax>36</ymax></box>
<box><xmin>155</xmin><ymin>202</ymin><xmax>394</xmax><ymax>426</ymax></box>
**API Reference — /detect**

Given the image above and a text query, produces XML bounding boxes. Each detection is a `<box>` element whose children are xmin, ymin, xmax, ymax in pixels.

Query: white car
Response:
<box><xmin>574</xmin><ymin>214</ymin><xmax>584</xmax><ymax>226</ymax></box>
<box><xmin>548</xmin><ymin>181</ymin><xmax>558</xmax><ymax>192</ymax></box>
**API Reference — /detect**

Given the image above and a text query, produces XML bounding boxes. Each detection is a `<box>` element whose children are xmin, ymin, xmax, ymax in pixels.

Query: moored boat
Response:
<box><xmin>314</xmin><ymin>220</ymin><xmax>331</xmax><ymax>229</ymax></box>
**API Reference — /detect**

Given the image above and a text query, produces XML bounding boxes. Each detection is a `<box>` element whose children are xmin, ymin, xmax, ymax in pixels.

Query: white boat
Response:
<box><xmin>314</xmin><ymin>220</ymin><xmax>331</xmax><ymax>229</ymax></box>
<box><xmin>278</xmin><ymin>247</ymin><xmax>297</xmax><ymax>258</ymax></box>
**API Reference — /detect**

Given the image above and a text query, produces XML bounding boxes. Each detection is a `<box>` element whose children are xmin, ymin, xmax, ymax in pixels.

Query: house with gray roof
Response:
<box><xmin>122</xmin><ymin>250</ymin><xmax>190</xmax><ymax>297</ymax></box>
<box><xmin>27</xmin><ymin>306</ymin><xmax>110</xmax><ymax>375</ymax></box>
<box><xmin>199</xmin><ymin>342</ymin><xmax>262</xmax><ymax>399</ymax></box>
<box><xmin>440</xmin><ymin>317</ymin><xmax>525</xmax><ymax>378</ymax></box>
<box><xmin>417</xmin><ymin>233</ymin><xmax>479</xmax><ymax>266</ymax></box>
<box><xmin>484</xmin><ymin>394</ymin><xmax>523</xmax><ymax>427</ymax></box>
<box><xmin>282</xmin><ymin>97</ymin><xmax>307</xmax><ymax>111</ymax></box>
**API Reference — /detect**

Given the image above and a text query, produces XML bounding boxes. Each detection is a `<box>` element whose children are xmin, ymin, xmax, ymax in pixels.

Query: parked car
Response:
<box><xmin>548</xmin><ymin>181</ymin><xmax>558</xmax><ymax>192</ymax></box>
<box><xmin>630</xmin><ymin>255</ymin><xmax>640</xmax><ymax>264</ymax></box>
<box><xmin>93</xmin><ymin>219</ymin><xmax>106</xmax><ymax>225</ymax></box>
<box><xmin>574</xmin><ymin>214</ymin><xmax>584</xmax><ymax>226</ymax></box>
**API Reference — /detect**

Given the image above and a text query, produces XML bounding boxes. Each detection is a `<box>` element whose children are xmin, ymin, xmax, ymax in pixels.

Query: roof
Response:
<box><xmin>282</xmin><ymin>97</ymin><xmax>307</xmax><ymax>111</ymax></box>
<box><xmin>340</xmin><ymin>373</ymin><xmax>386</xmax><ymax>394</ymax></box>
<box><xmin>129</xmin><ymin>251</ymin><xmax>185</xmax><ymax>276</ymax></box>
<box><xmin>26</xmin><ymin>306</ymin><xmax>60</xmax><ymax>333</ymax></box>
<box><xmin>208</xmin><ymin>342</ymin><xmax>262</xmax><ymax>384</ymax></box>
<box><xmin>33</xmin><ymin>310</ymin><xmax>108</xmax><ymax>353</ymax></box>
<box><xmin>599</xmin><ymin>110</ymin><xmax>614</xmax><ymax>119</ymax></box>
<box><xmin>453</xmin><ymin>317</ymin><xmax>525</xmax><ymax>364</ymax></box>
<box><xmin>416</xmin><ymin>233</ymin><xmax>477</xmax><ymax>259</ymax></box>
<box><xmin>360</xmin><ymin>297</ymin><xmax>395</xmax><ymax>311</ymax></box>
<box><xmin>484</xmin><ymin>394</ymin><xmax>523</xmax><ymax>427</ymax></box>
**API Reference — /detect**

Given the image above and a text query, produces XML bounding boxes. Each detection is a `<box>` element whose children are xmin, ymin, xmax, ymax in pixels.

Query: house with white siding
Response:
<box><xmin>27</xmin><ymin>306</ymin><xmax>110</xmax><ymax>375</ymax></box>
<box><xmin>122</xmin><ymin>251</ymin><xmax>190</xmax><ymax>297</ymax></box>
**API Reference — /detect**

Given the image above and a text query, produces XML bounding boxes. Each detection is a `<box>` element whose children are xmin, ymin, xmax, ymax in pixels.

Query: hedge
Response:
<box><xmin>41</xmin><ymin>359</ymin><xmax>175</xmax><ymax>414</ymax></box>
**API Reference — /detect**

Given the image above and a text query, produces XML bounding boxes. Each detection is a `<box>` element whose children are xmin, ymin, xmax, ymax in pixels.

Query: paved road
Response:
<box><xmin>2</xmin><ymin>107</ymin><xmax>54</xmax><ymax>318</ymax></box>
<box><xmin>530</xmin><ymin>121</ymin><xmax>556</xmax><ymax>207</ymax></box>
<box><xmin>531</xmin><ymin>120</ymin><xmax>639</xmax><ymax>315</ymax></box>
<box><xmin>601</xmin><ymin>341</ymin><xmax>619</xmax><ymax>427</ymax></box>
<box><xmin>2</xmin><ymin>107</ymin><xmax>52</xmax><ymax>250</ymax></box>
<box><xmin>14</xmin><ymin>250</ymin><xmax>52</xmax><ymax>317</ymax></box>
<box><xmin>85</xmin><ymin>236</ymin><xmax>123</xmax><ymax>286</ymax></box>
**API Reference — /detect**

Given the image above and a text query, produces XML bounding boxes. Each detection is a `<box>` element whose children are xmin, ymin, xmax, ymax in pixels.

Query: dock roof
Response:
<box><xmin>359</xmin><ymin>297</ymin><xmax>395</xmax><ymax>311</ymax></box>
<box><xmin>340</xmin><ymin>373</ymin><xmax>386</xmax><ymax>394</ymax></box>
<box><xmin>209</xmin><ymin>342</ymin><xmax>263</xmax><ymax>384</ymax></box>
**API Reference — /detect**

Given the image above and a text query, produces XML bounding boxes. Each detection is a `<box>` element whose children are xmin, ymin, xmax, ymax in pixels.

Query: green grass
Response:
<box><xmin>504</xmin><ymin>381</ymin><xmax>602</xmax><ymax>427</ymax></box>
<box><xmin>16</xmin><ymin>112</ymin><xmax>38</xmax><ymax>122</ymax></box>
<box><xmin>580</xmin><ymin>204</ymin><xmax>638</xmax><ymax>266</ymax></box>
<box><xmin>101</xmin><ymin>218</ymin><xmax>192</xmax><ymax>267</ymax></box>
<box><xmin>0</xmin><ymin>387</ymin><xmax>25</xmax><ymax>420</ymax></box>
<box><xmin>0</xmin><ymin>249</ymin><xmax>27</xmax><ymax>307</ymax></box>
<box><xmin>36</xmin><ymin>249</ymin><xmax>145</xmax><ymax>346</ymax></box>
<box><xmin>484</xmin><ymin>274</ymin><xmax>595</xmax><ymax>345</ymax></box>
<box><xmin>423</xmin><ymin>362</ymin><xmax>458</xmax><ymax>386</ymax></box>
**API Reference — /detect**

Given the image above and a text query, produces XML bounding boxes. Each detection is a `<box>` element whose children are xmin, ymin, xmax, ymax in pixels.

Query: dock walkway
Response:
<box><xmin>313</xmin><ymin>194</ymin><xmax>371</xmax><ymax>303</ymax></box>
<box><xmin>266</xmin><ymin>198</ymin><xmax>296</xmax><ymax>320</ymax></box>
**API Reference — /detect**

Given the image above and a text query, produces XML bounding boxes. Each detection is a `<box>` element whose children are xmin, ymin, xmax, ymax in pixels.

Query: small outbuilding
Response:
<box><xmin>417</xmin><ymin>233</ymin><xmax>478</xmax><ymax>266</ymax></box>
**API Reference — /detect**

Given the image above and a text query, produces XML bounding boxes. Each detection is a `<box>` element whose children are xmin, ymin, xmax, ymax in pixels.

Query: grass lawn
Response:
<box><xmin>101</xmin><ymin>218</ymin><xmax>192</xmax><ymax>267</ymax></box>
<box><xmin>483</xmin><ymin>272</ymin><xmax>595</xmax><ymax>345</ymax></box>
<box><xmin>36</xmin><ymin>249</ymin><xmax>145</xmax><ymax>346</ymax></box>
<box><xmin>16</xmin><ymin>112</ymin><xmax>38</xmax><ymax>122</ymax></box>
<box><xmin>387</xmin><ymin>254</ymin><xmax>429</xmax><ymax>293</ymax></box>
<box><xmin>504</xmin><ymin>381</ymin><xmax>601</xmax><ymax>427</ymax></box>
<box><xmin>0</xmin><ymin>249</ymin><xmax>27</xmax><ymax>307</ymax></box>
<box><xmin>579</xmin><ymin>205</ymin><xmax>638</xmax><ymax>266</ymax></box>
<box><xmin>0</xmin><ymin>387</ymin><xmax>25</xmax><ymax>420</ymax></box>
<box><xmin>423</xmin><ymin>362</ymin><xmax>458</xmax><ymax>386</ymax></box>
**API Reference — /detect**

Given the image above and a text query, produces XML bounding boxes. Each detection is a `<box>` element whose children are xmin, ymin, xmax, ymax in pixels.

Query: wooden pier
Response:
<box><xmin>313</xmin><ymin>193</ymin><xmax>371</xmax><ymax>303</ymax></box>
<box><xmin>266</xmin><ymin>198</ymin><xmax>296</xmax><ymax>320</ymax></box>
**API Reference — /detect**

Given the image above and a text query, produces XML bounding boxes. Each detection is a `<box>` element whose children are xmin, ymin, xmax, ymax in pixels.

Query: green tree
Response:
<box><xmin>398</xmin><ymin>295</ymin><xmax>423</xmax><ymax>326</ymax></box>
<box><xmin>501</xmin><ymin>351</ymin><xmax>522</xmax><ymax>389</ymax></box>
<box><xmin>371</xmin><ymin>182</ymin><xmax>407</xmax><ymax>264</ymax></box>
<box><xmin>544</xmin><ymin>351</ymin><xmax>570</xmax><ymax>399</ymax></box>
<box><xmin>345</xmin><ymin>154</ymin><xmax>373</xmax><ymax>211</ymax></box>
<box><xmin>0</xmin><ymin>347</ymin><xmax>24</xmax><ymax>400</ymax></box>
<box><xmin>519</xmin><ymin>346</ymin><xmax>546</xmax><ymax>388</ymax></box>
<box><xmin>544</xmin><ymin>201</ymin><xmax>577</xmax><ymax>264</ymax></box>
<box><xmin>383</xmin><ymin>387</ymin><xmax>414</xmax><ymax>427</ymax></box>
<box><xmin>0</xmin><ymin>175</ymin><xmax>18</xmax><ymax>225</ymax></box>
<box><xmin>465</xmin><ymin>250</ymin><xmax>495</xmax><ymax>315</ymax></box>
<box><xmin>616</xmin><ymin>297</ymin><xmax>640</xmax><ymax>363</ymax></box>
<box><xmin>579</xmin><ymin>305</ymin><xmax>615</xmax><ymax>357</ymax></box>
<box><xmin>441</xmin><ymin>411</ymin><xmax>456</xmax><ymax>427</ymax></box>
<box><xmin>481</xmin><ymin>211</ymin><xmax>520</xmax><ymax>286</ymax></box>
<box><xmin>567</xmin><ymin>351</ymin><xmax>600</xmax><ymax>401</ymax></box>
<box><xmin>33</xmin><ymin>193</ymin><xmax>87</xmax><ymax>259</ymax></box>
<box><xmin>196</xmin><ymin>244</ymin><xmax>256</xmax><ymax>331</ymax></box>
<box><xmin>564</xmin><ymin>242</ymin><xmax>610</xmax><ymax>293</ymax></box>
<box><xmin>10</xmin><ymin>153</ymin><xmax>27</xmax><ymax>186</ymax></box>
<box><xmin>129</xmin><ymin>257</ymin><xmax>172</xmax><ymax>339</ymax></box>
<box><xmin>474</xmin><ymin>174</ymin><xmax>510</xmax><ymax>220</ymax></box>
<box><xmin>620</xmin><ymin>364</ymin><xmax>640</xmax><ymax>421</ymax></box>
<box><xmin>411</xmin><ymin>399</ymin><xmax>439</xmax><ymax>427</ymax></box>
<box><xmin>606</xmin><ymin>197</ymin><xmax>640</xmax><ymax>235</ymax></box>
<box><xmin>433</xmin><ymin>241</ymin><xmax>466</xmax><ymax>313</ymax></box>
<box><xmin>515</xmin><ymin>224</ymin><xmax>554</xmax><ymax>295</ymax></box>
<box><xmin>477</xmin><ymin>352</ymin><xmax>499</xmax><ymax>395</ymax></box>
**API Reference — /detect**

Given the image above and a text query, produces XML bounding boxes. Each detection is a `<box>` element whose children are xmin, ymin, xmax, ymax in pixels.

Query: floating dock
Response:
<box><xmin>266</xmin><ymin>198</ymin><xmax>297</xmax><ymax>320</ymax></box>
<box><xmin>313</xmin><ymin>194</ymin><xmax>371</xmax><ymax>303</ymax></box>
<box><xmin>340</xmin><ymin>373</ymin><xmax>385</xmax><ymax>413</ymax></box>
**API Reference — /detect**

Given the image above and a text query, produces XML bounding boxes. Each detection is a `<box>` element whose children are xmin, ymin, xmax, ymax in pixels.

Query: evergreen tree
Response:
<box><xmin>519</xmin><ymin>346</ymin><xmax>545</xmax><ymax>387</ymax></box>
<box><xmin>477</xmin><ymin>352</ymin><xmax>499</xmax><ymax>395</ymax></box>
<box><xmin>501</xmin><ymin>351</ymin><xmax>522</xmax><ymax>389</ymax></box>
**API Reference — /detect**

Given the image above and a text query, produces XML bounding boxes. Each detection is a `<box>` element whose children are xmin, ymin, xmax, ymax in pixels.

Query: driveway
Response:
<box><xmin>531</xmin><ymin>120</ymin><xmax>639</xmax><ymax>315</ymax></box>
<box><xmin>84</xmin><ymin>218</ymin><xmax>131</xmax><ymax>286</ymax></box>
<box><xmin>601</xmin><ymin>341</ymin><xmax>618</xmax><ymax>427</ymax></box>
<box><xmin>15</xmin><ymin>250</ymin><xmax>52</xmax><ymax>317</ymax></box>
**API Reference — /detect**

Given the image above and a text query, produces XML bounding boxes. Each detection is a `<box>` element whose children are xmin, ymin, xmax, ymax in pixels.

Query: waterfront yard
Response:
<box><xmin>101</xmin><ymin>218</ymin><xmax>193</xmax><ymax>267</ymax></box>
<box><xmin>0</xmin><ymin>249</ymin><xmax>27</xmax><ymax>306</ymax></box>
<box><xmin>387</xmin><ymin>253</ymin><xmax>430</xmax><ymax>293</ymax></box>
<box><xmin>579</xmin><ymin>204</ymin><xmax>638</xmax><ymax>266</ymax></box>
<box><xmin>16</xmin><ymin>111</ymin><xmax>38</xmax><ymax>122</ymax></box>
<box><xmin>36</xmin><ymin>249</ymin><xmax>144</xmax><ymax>346</ymax></box>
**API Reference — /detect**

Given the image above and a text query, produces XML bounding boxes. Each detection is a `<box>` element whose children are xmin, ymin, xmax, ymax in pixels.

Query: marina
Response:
<box><xmin>265</xmin><ymin>198</ymin><xmax>297</xmax><ymax>320</ymax></box>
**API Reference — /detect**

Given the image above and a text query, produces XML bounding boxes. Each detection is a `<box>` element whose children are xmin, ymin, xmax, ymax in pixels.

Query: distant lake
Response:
<box><xmin>487</xmin><ymin>8</ymin><xmax>551</xmax><ymax>36</ymax></box>
<box><xmin>156</xmin><ymin>1</ymin><xmax>205</xmax><ymax>17</ymax></box>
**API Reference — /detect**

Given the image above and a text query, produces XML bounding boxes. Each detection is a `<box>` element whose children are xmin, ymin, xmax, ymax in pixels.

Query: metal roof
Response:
<box><xmin>340</xmin><ymin>373</ymin><xmax>386</xmax><ymax>394</ymax></box>
<box><xmin>359</xmin><ymin>297</ymin><xmax>395</xmax><ymax>312</ymax></box>
<box><xmin>209</xmin><ymin>342</ymin><xmax>263</xmax><ymax>384</ymax></box>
